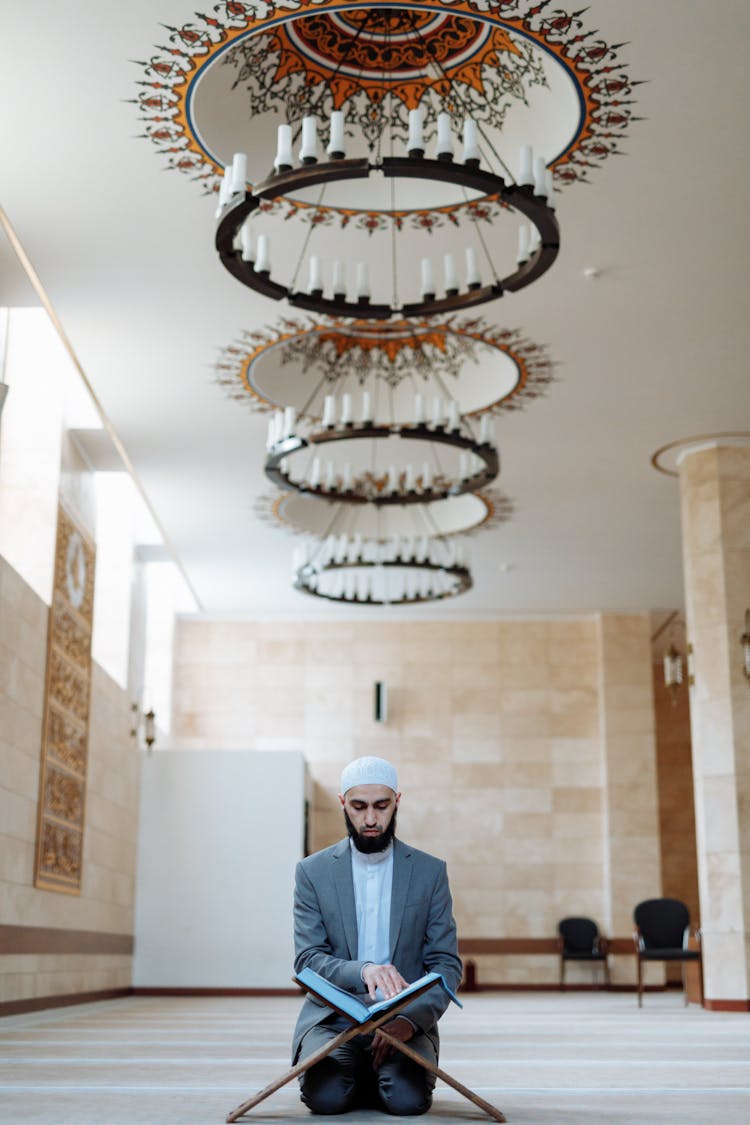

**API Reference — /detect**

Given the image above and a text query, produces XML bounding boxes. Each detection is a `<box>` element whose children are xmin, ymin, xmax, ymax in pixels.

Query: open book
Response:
<box><xmin>295</xmin><ymin>966</ymin><xmax>462</xmax><ymax>1025</ymax></box>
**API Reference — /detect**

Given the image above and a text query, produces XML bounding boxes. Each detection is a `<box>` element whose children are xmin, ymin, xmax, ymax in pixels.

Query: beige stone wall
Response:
<box><xmin>173</xmin><ymin>616</ymin><xmax>618</xmax><ymax>984</ymax></box>
<box><xmin>0</xmin><ymin>555</ymin><xmax>139</xmax><ymax>1006</ymax></box>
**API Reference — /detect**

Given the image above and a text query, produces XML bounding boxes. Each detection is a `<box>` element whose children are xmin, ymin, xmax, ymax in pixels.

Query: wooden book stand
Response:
<box><xmin>226</xmin><ymin>975</ymin><xmax>506</xmax><ymax>1122</ymax></box>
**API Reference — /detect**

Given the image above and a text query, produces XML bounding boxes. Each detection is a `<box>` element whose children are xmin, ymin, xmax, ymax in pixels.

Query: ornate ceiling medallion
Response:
<box><xmin>255</xmin><ymin>486</ymin><xmax>513</xmax><ymax>540</ymax></box>
<box><xmin>134</xmin><ymin>0</ymin><xmax>639</xmax><ymax>229</ymax></box>
<box><xmin>215</xmin><ymin>317</ymin><xmax>554</xmax><ymax>418</ymax></box>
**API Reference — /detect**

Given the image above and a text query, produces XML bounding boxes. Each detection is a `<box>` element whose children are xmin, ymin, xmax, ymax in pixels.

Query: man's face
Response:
<box><xmin>339</xmin><ymin>784</ymin><xmax>400</xmax><ymax>853</ymax></box>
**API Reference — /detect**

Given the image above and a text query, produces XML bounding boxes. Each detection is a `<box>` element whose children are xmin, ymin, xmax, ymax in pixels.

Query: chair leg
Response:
<box><xmin>681</xmin><ymin>960</ymin><xmax>688</xmax><ymax>1006</ymax></box>
<box><xmin>637</xmin><ymin>955</ymin><xmax>643</xmax><ymax>1007</ymax></box>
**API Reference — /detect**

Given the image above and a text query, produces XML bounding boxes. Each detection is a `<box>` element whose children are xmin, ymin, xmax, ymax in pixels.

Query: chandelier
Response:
<box><xmin>216</xmin><ymin>121</ymin><xmax>558</xmax><ymax>320</ymax></box>
<box><xmin>293</xmin><ymin>535</ymin><xmax>472</xmax><ymax>606</ymax></box>
<box><xmin>265</xmin><ymin>401</ymin><xmax>499</xmax><ymax>504</ymax></box>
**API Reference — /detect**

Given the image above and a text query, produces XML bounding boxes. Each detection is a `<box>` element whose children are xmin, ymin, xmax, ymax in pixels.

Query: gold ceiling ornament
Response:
<box><xmin>134</xmin><ymin>0</ymin><xmax>640</xmax><ymax>210</ymax></box>
<box><xmin>214</xmin><ymin>315</ymin><xmax>554</xmax><ymax>416</ymax></box>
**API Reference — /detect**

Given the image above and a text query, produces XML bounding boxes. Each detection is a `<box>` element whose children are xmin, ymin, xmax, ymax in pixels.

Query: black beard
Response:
<box><xmin>344</xmin><ymin>808</ymin><xmax>397</xmax><ymax>854</ymax></box>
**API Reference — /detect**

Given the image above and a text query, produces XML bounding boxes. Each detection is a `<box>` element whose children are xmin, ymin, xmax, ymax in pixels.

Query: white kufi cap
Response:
<box><xmin>340</xmin><ymin>755</ymin><xmax>398</xmax><ymax>796</ymax></box>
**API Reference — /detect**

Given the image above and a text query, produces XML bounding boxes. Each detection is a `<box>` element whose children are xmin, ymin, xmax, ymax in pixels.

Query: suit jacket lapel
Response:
<box><xmin>389</xmin><ymin>839</ymin><xmax>413</xmax><ymax>958</ymax></box>
<box><xmin>331</xmin><ymin>838</ymin><xmax>358</xmax><ymax>960</ymax></box>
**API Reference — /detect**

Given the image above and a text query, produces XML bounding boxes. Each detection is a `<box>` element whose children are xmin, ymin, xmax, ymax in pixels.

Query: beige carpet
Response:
<box><xmin>1</xmin><ymin>991</ymin><xmax>748</xmax><ymax>1124</ymax></box>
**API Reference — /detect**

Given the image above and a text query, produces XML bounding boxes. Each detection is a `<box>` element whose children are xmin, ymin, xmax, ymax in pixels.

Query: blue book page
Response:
<box><xmin>295</xmin><ymin>967</ymin><xmax>462</xmax><ymax>1024</ymax></box>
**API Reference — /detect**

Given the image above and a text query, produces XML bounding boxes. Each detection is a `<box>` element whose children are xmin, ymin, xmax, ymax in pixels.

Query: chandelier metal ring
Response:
<box><xmin>295</xmin><ymin>555</ymin><xmax>473</xmax><ymax>606</ymax></box>
<box><xmin>266</xmin><ymin>420</ymin><xmax>500</xmax><ymax>504</ymax></box>
<box><xmin>216</xmin><ymin>154</ymin><xmax>559</xmax><ymax>320</ymax></box>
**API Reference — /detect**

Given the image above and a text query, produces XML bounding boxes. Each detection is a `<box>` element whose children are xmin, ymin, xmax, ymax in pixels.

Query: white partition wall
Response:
<box><xmin>133</xmin><ymin>750</ymin><xmax>306</xmax><ymax>987</ymax></box>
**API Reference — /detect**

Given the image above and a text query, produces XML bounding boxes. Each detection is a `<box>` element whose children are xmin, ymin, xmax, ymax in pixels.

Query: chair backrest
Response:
<box><xmin>558</xmin><ymin>916</ymin><xmax>599</xmax><ymax>954</ymax></box>
<box><xmin>634</xmin><ymin>898</ymin><xmax>690</xmax><ymax>949</ymax></box>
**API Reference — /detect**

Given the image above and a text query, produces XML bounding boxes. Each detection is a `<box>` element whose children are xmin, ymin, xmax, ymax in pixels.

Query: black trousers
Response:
<box><xmin>298</xmin><ymin>1014</ymin><xmax>437</xmax><ymax>1116</ymax></box>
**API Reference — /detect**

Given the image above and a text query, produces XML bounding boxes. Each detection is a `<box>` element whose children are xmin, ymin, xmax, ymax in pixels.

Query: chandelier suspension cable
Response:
<box><xmin>408</xmin><ymin>9</ymin><xmax>504</xmax><ymax>286</ymax></box>
<box><xmin>287</xmin><ymin>180</ymin><xmax>329</xmax><ymax>294</ymax></box>
<box><xmin>406</xmin><ymin>6</ymin><xmax>514</xmax><ymax>182</ymax></box>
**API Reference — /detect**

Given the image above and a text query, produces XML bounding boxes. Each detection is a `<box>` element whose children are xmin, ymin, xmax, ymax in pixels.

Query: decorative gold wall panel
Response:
<box><xmin>34</xmin><ymin>504</ymin><xmax>96</xmax><ymax>893</ymax></box>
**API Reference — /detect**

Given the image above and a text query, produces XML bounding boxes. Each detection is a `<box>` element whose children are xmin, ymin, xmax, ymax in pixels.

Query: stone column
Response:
<box><xmin>597</xmin><ymin>614</ymin><xmax>662</xmax><ymax>982</ymax></box>
<box><xmin>678</xmin><ymin>443</ymin><xmax>750</xmax><ymax>1008</ymax></box>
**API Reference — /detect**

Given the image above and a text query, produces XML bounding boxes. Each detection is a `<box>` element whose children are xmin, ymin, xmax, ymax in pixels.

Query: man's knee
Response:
<box><xmin>300</xmin><ymin>1059</ymin><xmax>357</xmax><ymax>1115</ymax></box>
<box><xmin>380</xmin><ymin>1081</ymin><xmax>433</xmax><ymax>1116</ymax></box>
<box><xmin>378</xmin><ymin>1064</ymin><xmax>434</xmax><ymax>1117</ymax></box>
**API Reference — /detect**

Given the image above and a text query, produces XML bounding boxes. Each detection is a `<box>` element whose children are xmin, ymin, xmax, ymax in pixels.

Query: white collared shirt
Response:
<box><xmin>350</xmin><ymin>838</ymin><xmax>393</xmax><ymax>966</ymax></box>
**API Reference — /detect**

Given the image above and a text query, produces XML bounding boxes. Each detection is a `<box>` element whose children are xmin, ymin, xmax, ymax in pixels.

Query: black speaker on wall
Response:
<box><xmin>374</xmin><ymin>681</ymin><xmax>387</xmax><ymax>723</ymax></box>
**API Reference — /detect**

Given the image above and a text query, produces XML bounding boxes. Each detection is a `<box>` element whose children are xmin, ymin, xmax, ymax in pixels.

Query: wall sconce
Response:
<box><xmin>374</xmin><ymin>682</ymin><xmax>388</xmax><ymax>724</ymax></box>
<box><xmin>663</xmin><ymin>643</ymin><xmax>683</xmax><ymax>706</ymax></box>
<box><xmin>741</xmin><ymin>611</ymin><xmax>750</xmax><ymax>682</ymax></box>
<box><xmin>131</xmin><ymin>703</ymin><xmax>157</xmax><ymax>750</ymax></box>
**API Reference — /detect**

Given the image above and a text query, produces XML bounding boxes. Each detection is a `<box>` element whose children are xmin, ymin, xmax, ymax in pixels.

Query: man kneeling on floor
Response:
<box><xmin>291</xmin><ymin>755</ymin><xmax>462</xmax><ymax>1116</ymax></box>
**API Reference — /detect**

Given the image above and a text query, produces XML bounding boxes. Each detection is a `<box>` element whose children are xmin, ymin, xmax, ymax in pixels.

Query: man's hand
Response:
<box><xmin>371</xmin><ymin>1016</ymin><xmax>414</xmax><ymax>1069</ymax></box>
<box><xmin>362</xmin><ymin>962</ymin><xmax>408</xmax><ymax>1001</ymax></box>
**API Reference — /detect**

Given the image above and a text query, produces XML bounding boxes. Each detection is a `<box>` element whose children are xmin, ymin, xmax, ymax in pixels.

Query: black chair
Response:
<box><xmin>557</xmin><ymin>917</ymin><xmax>610</xmax><ymax>989</ymax></box>
<box><xmin>633</xmin><ymin>897</ymin><xmax>702</xmax><ymax>1007</ymax></box>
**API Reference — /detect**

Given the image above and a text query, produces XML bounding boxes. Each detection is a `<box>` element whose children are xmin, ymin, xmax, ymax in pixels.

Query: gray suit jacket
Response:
<box><xmin>292</xmin><ymin>836</ymin><xmax>462</xmax><ymax>1061</ymax></box>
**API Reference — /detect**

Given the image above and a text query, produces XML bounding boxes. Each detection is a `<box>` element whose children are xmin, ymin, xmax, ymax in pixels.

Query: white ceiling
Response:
<box><xmin>2</xmin><ymin>0</ymin><xmax>749</xmax><ymax>617</ymax></box>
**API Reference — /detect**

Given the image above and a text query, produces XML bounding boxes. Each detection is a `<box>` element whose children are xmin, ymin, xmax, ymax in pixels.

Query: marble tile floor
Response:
<box><xmin>0</xmin><ymin>992</ymin><xmax>748</xmax><ymax>1125</ymax></box>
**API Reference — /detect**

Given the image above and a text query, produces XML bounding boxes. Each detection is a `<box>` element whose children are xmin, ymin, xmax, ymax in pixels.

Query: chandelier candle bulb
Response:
<box><xmin>299</xmin><ymin>116</ymin><xmax>319</xmax><ymax>164</ymax></box>
<box><xmin>229</xmin><ymin>152</ymin><xmax>247</xmax><ymax>195</ymax></box>
<box><xmin>309</xmin><ymin>457</ymin><xmax>321</xmax><ymax>488</ymax></box>
<box><xmin>361</xmin><ymin>390</ymin><xmax>372</xmax><ymax>423</ymax></box>
<box><xmin>322</xmin><ymin>394</ymin><xmax>336</xmax><ymax>428</ymax></box>
<box><xmin>283</xmin><ymin>406</ymin><xmax>296</xmax><ymax>437</ymax></box>
<box><xmin>265</xmin><ymin>418</ymin><xmax>274</xmax><ymax>450</ymax></box>
<box><xmin>447</xmin><ymin>400</ymin><xmax>460</xmax><ymax>431</ymax></box>
<box><xmin>356</xmin><ymin>262</ymin><xmax>371</xmax><ymax>300</ymax></box>
<box><xmin>436</xmin><ymin>112</ymin><xmax>454</xmax><ymax>161</ymax></box>
<box><xmin>462</xmin><ymin>118</ymin><xmax>480</xmax><ymax>166</ymax></box>
<box><xmin>342</xmin><ymin>462</ymin><xmax>353</xmax><ymax>491</ymax></box>
<box><xmin>528</xmin><ymin>223</ymin><xmax>541</xmax><ymax>254</ymax></box>
<box><xmin>519</xmin><ymin>144</ymin><xmax>534</xmax><ymax>186</ymax></box>
<box><xmin>422</xmin><ymin>461</ymin><xmax>432</xmax><ymax>490</ymax></box>
<box><xmin>217</xmin><ymin>166</ymin><xmax>232</xmax><ymax>212</ymax></box>
<box><xmin>421</xmin><ymin>258</ymin><xmax>436</xmax><ymax>299</ymax></box>
<box><xmin>386</xmin><ymin>465</ymin><xmax>398</xmax><ymax>493</ymax></box>
<box><xmin>275</xmin><ymin>124</ymin><xmax>293</xmax><ymax>172</ymax></box>
<box><xmin>517</xmin><ymin>225</ymin><xmax>530</xmax><ymax>264</ymax></box>
<box><xmin>465</xmin><ymin>246</ymin><xmax>481</xmax><ymax>289</ymax></box>
<box><xmin>545</xmin><ymin>169</ymin><xmax>556</xmax><ymax>209</ymax></box>
<box><xmin>444</xmin><ymin>253</ymin><xmax>459</xmax><ymax>295</ymax></box>
<box><xmin>417</xmin><ymin>536</ymin><xmax>428</xmax><ymax>563</ymax></box>
<box><xmin>432</xmin><ymin>397</ymin><xmax>443</xmax><ymax>427</ymax></box>
<box><xmin>340</xmin><ymin>393</ymin><xmax>352</xmax><ymax>425</ymax></box>
<box><xmin>308</xmin><ymin>255</ymin><xmax>323</xmax><ymax>294</ymax></box>
<box><xmin>240</xmin><ymin>220</ymin><xmax>253</xmax><ymax>262</ymax></box>
<box><xmin>332</xmin><ymin>259</ymin><xmax>346</xmax><ymax>298</ymax></box>
<box><xmin>414</xmin><ymin>392</ymin><xmax>425</xmax><ymax>424</ymax></box>
<box><xmin>324</xmin><ymin>461</ymin><xmax>335</xmax><ymax>490</ymax></box>
<box><xmin>407</xmin><ymin>109</ymin><xmax>425</xmax><ymax>156</ymax></box>
<box><xmin>327</xmin><ymin>110</ymin><xmax>346</xmax><ymax>159</ymax></box>
<box><xmin>255</xmin><ymin>234</ymin><xmax>270</xmax><ymax>273</ymax></box>
<box><xmin>533</xmin><ymin>156</ymin><xmax>547</xmax><ymax>196</ymax></box>
<box><xmin>479</xmin><ymin>413</ymin><xmax>492</xmax><ymax>444</ymax></box>
<box><xmin>405</xmin><ymin>463</ymin><xmax>416</xmax><ymax>491</ymax></box>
